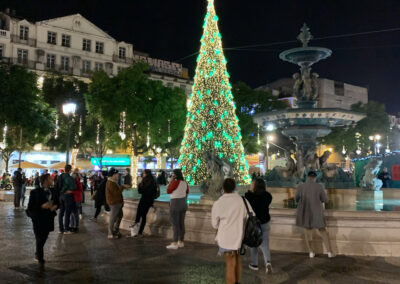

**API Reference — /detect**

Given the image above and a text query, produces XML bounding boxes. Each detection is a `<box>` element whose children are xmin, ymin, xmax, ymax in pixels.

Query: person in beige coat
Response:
<box><xmin>296</xmin><ymin>171</ymin><xmax>335</xmax><ymax>258</ymax></box>
<box><xmin>212</xmin><ymin>178</ymin><xmax>254</xmax><ymax>284</ymax></box>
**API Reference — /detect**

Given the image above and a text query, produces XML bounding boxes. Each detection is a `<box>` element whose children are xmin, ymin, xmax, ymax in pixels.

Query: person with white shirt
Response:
<box><xmin>166</xmin><ymin>169</ymin><xmax>189</xmax><ymax>249</ymax></box>
<box><xmin>211</xmin><ymin>178</ymin><xmax>253</xmax><ymax>284</ymax></box>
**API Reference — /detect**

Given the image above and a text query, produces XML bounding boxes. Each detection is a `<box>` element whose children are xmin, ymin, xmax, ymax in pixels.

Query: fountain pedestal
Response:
<box><xmin>356</xmin><ymin>190</ymin><xmax>383</xmax><ymax>211</ymax></box>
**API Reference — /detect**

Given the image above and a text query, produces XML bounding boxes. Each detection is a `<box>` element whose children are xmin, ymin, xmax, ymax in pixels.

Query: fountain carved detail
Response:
<box><xmin>254</xmin><ymin>24</ymin><xmax>366</xmax><ymax>188</ymax></box>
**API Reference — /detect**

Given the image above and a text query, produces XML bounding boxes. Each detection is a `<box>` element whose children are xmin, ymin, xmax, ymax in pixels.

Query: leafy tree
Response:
<box><xmin>42</xmin><ymin>73</ymin><xmax>96</xmax><ymax>167</ymax></box>
<box><xmin>0</xmin><ymin>64</ymin><xmax>54</xmax><ymax>170</ymax></box>
<box><xmin>232</xmin><ymin>81</ymin><xmax>287</xmax><ymax>154</ymax></box>
<box><xmin>321</xmin><ymin>101</ymin><xmax>390</xmax><ymax>156</ymax></box>
<box><xmin>85</xmin><ymin>63</ymin><xmax>186</xmax><ymax>185</ymax></box>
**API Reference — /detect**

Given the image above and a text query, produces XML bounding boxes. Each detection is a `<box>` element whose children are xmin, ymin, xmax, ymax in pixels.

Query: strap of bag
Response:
<box><xmin>241</xmin><ymin>196</ymin><xmax>251</xmax><ymax>216</ymax></box>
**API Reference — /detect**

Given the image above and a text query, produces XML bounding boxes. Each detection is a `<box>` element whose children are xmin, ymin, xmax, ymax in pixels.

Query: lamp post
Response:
<box><xmin>266</xmin><ymin>135</ymin><xmax>274</xmax><ymax>171</ymax></box>
<box><xmin>62</xmin><ymin>102</ymin><xmax>76</xmax><ymax>165</ymax></box>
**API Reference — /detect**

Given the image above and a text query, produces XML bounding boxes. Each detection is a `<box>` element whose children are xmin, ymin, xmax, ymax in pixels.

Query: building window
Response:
<box><xmin>95</xmin><ymin>62</ymin><xmax>103</xmax><ymax>71</ymax></box>
<box><xmin>47</xmin><ymin>31</ymin><xmax>57</xmax><ymax>45</ymax></box>
<box><xmin>19</xmin><ymin>26</ymin><xmax>29</xmax><ymax>40</ymax></box>
<box><xmin>61</xmin><ymin>56</ymin><xmax>70</xmax><ymax>70</ymax></box>
<box><xmin>117</xmin><ymin>66</ymin><xmax>123</xmax><ymax>73</ymax></box>
<box><xmin>82</xmin><ymin>60</ymin><xmax>91</xmax><ymax>72</ymax></box>
<box><xmin>119</xmin><ymin>47</ymin><xmax>126</xmax><ymax>59</ymax></box>
<box><xmin>0</xmin><ymin>45</ymin><xmax>3</xmax><ymax>59</ymax></box>
<box><xmin>334</xmin><ymin>81</ymin><xmax>345</xmax><ymax>96</ymax></box>
<box><xmin>61</xmin><ymin>34</ymin><xmax>71</xmax><ymax>47</ymax></box>
<box><xmin>95</xmin><ymin>41</ymin><xmax>104</xmax><ymax>54</ymax></box>
<box><xmin>82</xmin><ymin>39</ymin><xmax>91</xmax><ymax>51</ymax></box>
<box><xmin>17</xmin><ymin>49</ymin><xmax>28</xmax><ymax>64</ymax></box>
<box><xmin>167</xmin><ymin>82</ymin><xmax>174</xmax><ymax>88</ymax></box>
<box><xmin>46</xmin><ymin>54</ymin><xmax>56</xmax><ymax>69</ymax></box>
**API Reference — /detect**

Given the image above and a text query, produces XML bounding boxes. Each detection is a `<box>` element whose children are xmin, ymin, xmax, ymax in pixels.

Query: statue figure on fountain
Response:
<box><xmin>362</xmin><ymin>159</ymin><xmax>383</xmax><ymax>191</ymax></box>
<box><xmin>293</xmin><ymin>71</ymin><xmax>320</xmax><ymax>102</ymax></box>
<box><xmin>201</xmin><ymin>151</ymin><xmax>234</xmax><ymax>200</ymax></box>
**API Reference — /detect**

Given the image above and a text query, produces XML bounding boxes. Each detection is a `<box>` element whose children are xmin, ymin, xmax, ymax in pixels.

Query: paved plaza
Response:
<box><xmin>1</xmin><ymin>201</ymin><xmax>400</xmax><ymax>283</ymax></box>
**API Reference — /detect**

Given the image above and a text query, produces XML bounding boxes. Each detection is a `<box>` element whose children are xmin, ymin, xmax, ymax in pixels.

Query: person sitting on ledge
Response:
<box><xmin>295</xmin><ymin>171</ymin><xmax>335</xmax><ymax>258</ymax></box>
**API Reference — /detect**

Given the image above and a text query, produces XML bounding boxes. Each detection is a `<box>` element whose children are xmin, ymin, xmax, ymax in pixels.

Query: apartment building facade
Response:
<box><xmin>0</xmin><ymin>10</ymin><xmax>192</xmax><ymax>94</ymax></box>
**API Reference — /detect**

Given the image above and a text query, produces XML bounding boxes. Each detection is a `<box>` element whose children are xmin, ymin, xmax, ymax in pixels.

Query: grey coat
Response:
<box><xmin>295</xmin><ymin>179</ymin><xmax>329</xmax><ymax>229</ymax></box>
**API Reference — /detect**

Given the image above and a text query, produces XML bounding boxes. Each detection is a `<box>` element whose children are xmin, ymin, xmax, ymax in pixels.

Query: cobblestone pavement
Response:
<box><xmin>1</xmin><ymin>201</ymin><xmax>400</xmax><ymax>284</ymax></box>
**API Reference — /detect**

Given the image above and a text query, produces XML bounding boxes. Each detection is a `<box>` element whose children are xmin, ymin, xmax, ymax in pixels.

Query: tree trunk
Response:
<box><xmin>131</xmin><ymin>123</ymin><xmax>138</xmax><ymax>188</ymax></box>
<box><xmin>71</xmin><ymin>148</ymin><xmax>79</xmax><ymax>170</ymax></box>
<box><xmin>18</xmin><ymin>128</ymin><xmax>23</xmax><ymax>168</ymax></box>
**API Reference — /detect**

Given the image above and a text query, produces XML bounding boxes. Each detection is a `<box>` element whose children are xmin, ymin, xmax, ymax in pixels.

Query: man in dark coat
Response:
<box><xmin>295</xmin><ymin>171</ymin><xmax>334</xmax><ymax>258</ymax></box>
<box><xmin>124</xmin><ymin>168</ymin><xmax>132</xmax><ymax>188</ymax></box>
<box><xmin>378</xmin><ymin>167</ymin><xmax>391</xmax><ymax>188</ymax></box>
<box><xmin>13</xmin><ymin>167</ymin><xmax>23</xmax><ymax>209</ymax></box>
<box><xmin>26</xmin><ymin>174</ymin><xmax>58</xmax><ymax>265</ymax></box>
<box><xmin>90</xmin><ymin>171</ymin><xmax>108</xmax><ymax>221</ymax></box>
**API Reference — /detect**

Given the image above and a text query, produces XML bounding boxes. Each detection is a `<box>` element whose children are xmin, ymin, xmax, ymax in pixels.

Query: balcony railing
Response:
<box><xmin>112</xmin><ymin>54</ymin><xmax>133</xmax><ymax>64</ymax></box>
<box><xmin>44</xmin><ymin>64</ymin><xmax>73</xmax><ymax>75</ymax></box>
<box><xmin>0</xmin><ymin>29</ymin><xmax>10</xmax><ymax>39</ymax></box>
<box><xmin>80</xmin><ymin>69</ymin><xmax>92</xmax><ymax>77</ymax></box>
<box><xmin>11</xmin><ymin>35</ymin><xmax>36</xmax><ymax>47</ymax></box>
<box><xmin>10</xmin><ymin>57</ymin><xmax>36</xmax><ymax>69</ymax></box>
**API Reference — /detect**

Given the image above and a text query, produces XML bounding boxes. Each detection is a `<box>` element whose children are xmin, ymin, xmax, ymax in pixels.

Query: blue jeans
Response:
<box><xmin>59</xmin><ymin>193</ymin><xmax>75</xmax><ymax>232</ymax></box>
<box><xmin>70</xmin><ymin>202</ymin><xmax>81</xmax><ymax>228</ymax></box>
<box><xmin>250</xmin><ymin>222</ymin><xmax>271</xmax><ymax>266</ymax></box>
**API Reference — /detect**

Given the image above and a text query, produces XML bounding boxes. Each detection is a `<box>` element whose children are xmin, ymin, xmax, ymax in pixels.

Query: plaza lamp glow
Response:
<box><xmin>62</xmin><ymin>102</ymin><xmax>76</xmax><ymax>165</ymax></box>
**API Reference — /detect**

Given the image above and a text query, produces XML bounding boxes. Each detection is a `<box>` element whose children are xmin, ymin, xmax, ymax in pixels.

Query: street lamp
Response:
<box><xmin>369</xmin><ymin>134</ymin><xmax>381</xmax><ymax>155</ymax></box>
<box><xmin>62</xmin><ymin>102</ymin><xmax>76</xmax><ymax>165</ymax></box>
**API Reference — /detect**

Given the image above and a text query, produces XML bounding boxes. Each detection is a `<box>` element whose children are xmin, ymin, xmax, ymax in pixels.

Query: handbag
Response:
<box><xmin>91</xmin><ymin>191</ymin><xmax>97</xmax><ymax>201</ymax></box>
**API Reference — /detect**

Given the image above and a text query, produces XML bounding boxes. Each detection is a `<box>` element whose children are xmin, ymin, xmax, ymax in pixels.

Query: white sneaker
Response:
<box><xmin>309</xmin><ymin>252</ymin><xmax>315</xmax><ymax>258</ymax></box>
<box><xmin>166</xmin><ymin>243</ymin><xmax>179</xmax><ymax>250</ymax></box>
<box><xmin>248</xmin><ymin>264</ymin><xmax>259</xmax><ymax>271</ymax></box>
<box><xmin>266</xmin><ymin>262</ymin><xmax>273</xmax><ymax>274</ymax></box>
<box><xmin>178</xmin><ymin>241</ymin><xmax>184</xmax><ymax>248</ymax></box>
<box><xmin>327</xmin><ymin>252</ymin><xmax>336</xmax><ymax>258</ymax></box>
<box><xmin>107</xmin><ymin>234</ymin><xmax>114</xmax><ymax>239</ymax></box>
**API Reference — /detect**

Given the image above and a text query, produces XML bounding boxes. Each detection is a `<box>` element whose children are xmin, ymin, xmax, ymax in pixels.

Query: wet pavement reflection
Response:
<box><xmin>2</xmin><ymin>200</ymin><xmax>400</xmax><ymax>283</ymax></box>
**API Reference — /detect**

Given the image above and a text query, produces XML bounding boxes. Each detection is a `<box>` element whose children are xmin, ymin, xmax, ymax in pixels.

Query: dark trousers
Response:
<box><xmin>14</xmin><ymin>186</ymin><xmax>22</xmax><ymax>208</ymax></box>
<box><xmin>94</xmin><ymin>206</ymin><xmax>102</xmax><ymax>218</ymax></box>
<box><xmin>170</xmin><ymin>198</ymin><xmax>187</xmax><ymax>242</ymax></box>
<box><xmin>58</xmin><ymin>193</ymin><xmax>75</xmax><ymax>232</ymax></box>
<box><xmin>135</xmin><ymin>200</ymin><xmax>152</xmax><ymax>234</ymax></box>
<box><xmin>33</xmin><ymin>226</ymin><xmax>49</xmax><ymax>262</ymax></box>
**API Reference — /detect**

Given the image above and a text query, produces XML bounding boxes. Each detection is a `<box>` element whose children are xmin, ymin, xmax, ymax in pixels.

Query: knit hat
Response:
<box><xmin>108</xmin><ymin>168</ymin><xmax>119</xmax><ymax>176</ymax></box>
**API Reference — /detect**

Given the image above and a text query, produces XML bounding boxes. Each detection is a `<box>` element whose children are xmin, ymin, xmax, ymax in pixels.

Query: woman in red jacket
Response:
<box><xmin>70</xmin><ymin>169</ymin><xmax>83</xmax><ymax>233</ymax></box>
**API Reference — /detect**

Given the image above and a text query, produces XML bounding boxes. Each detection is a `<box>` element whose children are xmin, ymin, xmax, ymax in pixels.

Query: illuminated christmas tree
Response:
<box><xmin>178</xmin><ymin>0</ymin><xmax>250</xmax><ymax>185</ymax></box>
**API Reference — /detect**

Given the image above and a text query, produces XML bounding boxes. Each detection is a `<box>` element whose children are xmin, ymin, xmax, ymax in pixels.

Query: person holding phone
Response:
<box><xmin>166</xmin><ymin>169</ymin><xmax>189</xmax><ymax>249</ymax></box>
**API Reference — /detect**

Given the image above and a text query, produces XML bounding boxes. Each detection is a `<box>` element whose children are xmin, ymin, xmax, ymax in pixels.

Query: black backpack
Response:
<box><xmin>241</xmin><ymin>196</ymin><xmax>263</xmax><ymax>253</ymax></box>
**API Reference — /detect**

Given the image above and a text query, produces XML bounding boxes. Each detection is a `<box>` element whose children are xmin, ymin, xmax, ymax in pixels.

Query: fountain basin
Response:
<box><xmin>279</xmin><ymin>46</ymin><xmax>332</xmax><ymax>67</ymax></box>
<box><xmin>254</xmin><ymin>108</ymin><xmax>365</xmax><ymax>129</ymax></box>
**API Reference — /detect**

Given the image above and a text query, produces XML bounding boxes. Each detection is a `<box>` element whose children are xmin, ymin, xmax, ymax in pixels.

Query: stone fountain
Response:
<box><xmin>254</xmin><ymin>24</ymin><xmax>366</xmax><ymax>188</ymax></box>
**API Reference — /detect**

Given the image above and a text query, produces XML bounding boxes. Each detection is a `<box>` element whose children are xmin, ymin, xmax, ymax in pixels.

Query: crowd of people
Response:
<box><xmin>23</xmin><ymin>164</ymin><xmax>335</xmax><ymax>284</ymax></box>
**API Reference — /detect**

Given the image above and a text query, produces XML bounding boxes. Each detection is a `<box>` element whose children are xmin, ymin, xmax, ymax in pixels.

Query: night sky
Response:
<box><xmin>3</xmin><ymin>0</ymin><xmax>400</xmax><ymax>114</ymax></box>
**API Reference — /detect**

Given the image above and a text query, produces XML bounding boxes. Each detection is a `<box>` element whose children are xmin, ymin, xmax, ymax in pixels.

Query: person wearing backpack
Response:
<box><xmin>245</xmin><ymin>178</ymin><xmax>273</xmax><ymax>273</ymax></box>
<box><xmin>296</xmin><ymin>171</ymin><xmax>335</xmax><ymax>258</ymax></box>
<box><xmin>130</xmin><ymin>169</ymin><xmax>158</xmax><ymax>237</ymax></box>
<box><xmin>211</xmin><ymin>178</ymin><xmax>254</xmax><ymax>284</ymax></box>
